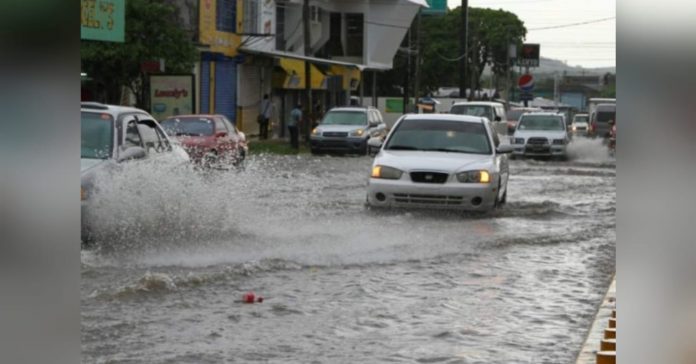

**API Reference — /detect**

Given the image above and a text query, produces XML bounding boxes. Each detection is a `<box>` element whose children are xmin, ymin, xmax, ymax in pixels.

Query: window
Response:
<box><xmin>243</xmin><ymin>0</ymin><xmax>258</xmax><ymax>34</ymax></box>
<box><xmin>216</xmin><ymin>0</ymin><xmax>236</xmax><ymax>32</ymax></box>
<box><xmin>160</xmin><ymin>117</ymin><xmax>215</xmax><ymax>136</ymax></box>
<box><xmin>517</xmin><ymin>116</ymin><xmax>565</xmax><ymax>131</ymax></box>
<box><xmin>214</xmin><ymin>118</ymin><xmax>227</xmax><ymax>133</ymax></box>
<box><xmin>81</xmin><ymin>112</ymin><xmax>113</xmax><ymax>159</ymax></box>
<box><xmin>221</xmin><ymin>116</ymin><xmax>238</xmax><ymax>134</ymax></box>
<box><xmin>124</xmin><ymin>120</ymin><xmax>142</xmax><ymax>149</ymax></box>
<box><xmin>137</xmin><ymin>121</ymin><xmax>168</xmax><ymax>154</ymax></box>
<box><xmin>345</xmin><ymin>13</ymin><xmax>364</xmax><ymax>57</ymax></box>
<box><xmin>321</xmin><ymin>111</ymin><xmax>367</xmax><ymax>126</ymax></box>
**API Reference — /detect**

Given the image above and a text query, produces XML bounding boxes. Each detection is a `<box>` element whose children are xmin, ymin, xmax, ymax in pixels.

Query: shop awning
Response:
<box><xmin>239</xmin><ymin>47</ymin><xmax>375</xmax><ymax>71</ymax></box>
<box><xmin>273</xmin><ymin>58</ymin><xmax>327</xmax><ymax>90</ymax></box>
<box><xmin>328</xmin><ymin>65</ymin><xmax>362</xmax><ymax>92</ymax></box>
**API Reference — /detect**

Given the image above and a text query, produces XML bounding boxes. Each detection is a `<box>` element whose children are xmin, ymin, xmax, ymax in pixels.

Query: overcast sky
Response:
<box><xmin>446</xmin><ymin>0</ymin><xmax>616</xmax><ymax>68</ymax></box>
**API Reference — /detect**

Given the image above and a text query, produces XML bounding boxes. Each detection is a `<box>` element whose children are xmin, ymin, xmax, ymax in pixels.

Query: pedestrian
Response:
<box><xmin>288</xmin><ymin>103</ymin><xmax>302</xmax><ymax>150</ymax></box>
<box><xmin>258</xmin><ymin>94</ymin><xmax>272</xmax><ymax>140</ymax></box>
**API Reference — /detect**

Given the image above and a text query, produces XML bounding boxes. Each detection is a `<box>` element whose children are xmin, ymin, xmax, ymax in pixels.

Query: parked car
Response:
<box><xmin>510</xmin><ymin>112</ymin><xmax>570</xmax><ymax>159</ymax></box>
<box><xmin>365</xmin><ymin>114</ymin><xmax>512</xmax><ymax>211</ymax></box>
<box><xmin>570</xmin><ymin>113</ymin><xmax>590</xmax><ymax>137</ymax></box>
<box><xmin>589</xmin><ymin>103</ymin><xmax>616</xmax><ymax>138</ymax></box>
<box><xmin>450</xmin><ymin>101</ymin><xmax>507</xmax><ymax>135</ymax></box>
<box><xmin>81</xmin><ymin>102</ymin><xmax>189</xmax><ymax>243</ymax></box>
<box><xmin>310</xmin><ymin>107</ymin><xmax>388</xmax><ymax>155</ymax></box>
<box><xmin>160</xmin><ymin>114</ymin><xmax>247</xmax><ymax>168</ymax></box>
<box><xmin>505</xmin><ymin>107</ymin><xmax>542</xmax><ymax>135</ymax></box>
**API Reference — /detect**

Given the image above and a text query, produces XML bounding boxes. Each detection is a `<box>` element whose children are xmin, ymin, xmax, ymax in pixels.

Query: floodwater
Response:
<box><xmin>81</xmin><ymin>137</ymin><xmax>615</xmax><ymax>364</ymax></box>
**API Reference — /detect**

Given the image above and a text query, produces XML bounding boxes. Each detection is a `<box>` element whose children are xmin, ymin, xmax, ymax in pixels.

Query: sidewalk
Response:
<box><xmin>576</xmin><ymin>275</ymin><xmax>616</xmax><ymax>364</ymax></box>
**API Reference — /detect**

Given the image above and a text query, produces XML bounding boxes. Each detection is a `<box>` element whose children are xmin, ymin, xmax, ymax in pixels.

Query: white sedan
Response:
<box><xmin>366</xmin><ymin>114</ymin><xmax>513</xmax><ymax>211</ymax></box>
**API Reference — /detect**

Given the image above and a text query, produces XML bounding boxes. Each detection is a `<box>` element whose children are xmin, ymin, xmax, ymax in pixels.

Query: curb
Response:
<box><xmin>575</xmin><ymin>274</ymin><xmax>616</xmax><ymax>364</ymax></box>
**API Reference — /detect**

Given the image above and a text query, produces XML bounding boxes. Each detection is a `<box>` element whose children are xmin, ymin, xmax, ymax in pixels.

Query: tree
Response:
<box><xmin>81</xmin><ymin>0</ymin><xmax>197</xmax><ymax>108</ymax></box>
<box><xmin>382</xmin><ymin>7</ymin><xmax>526</xmax><ymax>97</ymax></box>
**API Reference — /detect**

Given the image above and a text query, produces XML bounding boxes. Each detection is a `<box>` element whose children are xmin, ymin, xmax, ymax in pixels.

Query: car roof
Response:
<box><xmin>403</xmin><ymin>113</ymin><xmax>485</xmax><ymax>124</ymax></box>
<box><xmin>451</xmin><ymin>101</ymin><xmax>504</xmax><ymax>107</ymax></box>
<box><xmin>521</xmin><ymin>112</ymin><xmax>563</xmax><ymax>117</ymax></box>
<box><xmin>163</xmin><ymin>114</ymin><xmax>223</xmax><ymax>119</ymax></box>
<box><xmin>327</xmin><ymin>107</ymin><xmax>372</xmax><ymax>112</ymax></box>
<box><xmin>81</xmin><ymin>102</ymin><xmax>148</xmax><ymax>116</ymax></box>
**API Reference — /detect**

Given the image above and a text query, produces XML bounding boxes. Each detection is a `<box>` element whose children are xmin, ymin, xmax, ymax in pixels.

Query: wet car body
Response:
<box><xmin>160</xmin><ymin>114</ymin><xmax>247</xmax><ymax>167</ymax></box>
<box><xmin>81</xmin><ymin>102</ymin><xmax>189</xmax><ymax>243</ymax></box>
<box><xmin>310</xmin><ymin>107</ymin><xmax>388</xmax><ymax>155</ymax></box>
<box><xmin>571</xmin><ymin>113</ymin><xmax>590</xmax><ymax>137</ymax></box>
<box><xmin>366</xmin><ymin>114</ymin><xmax>511</xmax><ymax>211</ymax></box>
<box><xmin>511</xmin><ymin>113</ymin><xmax>569</xmax><ymax>159</ymax></box>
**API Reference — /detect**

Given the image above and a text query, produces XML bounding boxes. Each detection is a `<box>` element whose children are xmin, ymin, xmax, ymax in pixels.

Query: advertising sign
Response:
<box><xmin>517</xmin><ymin>43</ymin><xmax>540</xmax><ymax>67</ymax></box>
<box><xmin>149</xmin><ymin>75</ymin><xmax>196</xmax><ymax>121</ymax></box>
<box><xmin>518</xmin><ymin>74</ymin><xmax>535</xmax><ymax>92</ymax></box>
<box><xmin>80</xmin><ymin>0</ymin><xmax>125</xmax><ymax>42</ymax></box>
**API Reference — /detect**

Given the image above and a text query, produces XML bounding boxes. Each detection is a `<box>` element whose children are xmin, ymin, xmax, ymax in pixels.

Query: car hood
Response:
<box><xmin>316</xmin><ymin>124</ymin><xmax>366</xmax><ymax>133</ymax></box>
<box><xmin>514</xmin><ymin>130</ymin><xmax>567</xmax><ymax>140</ymax></box>
<box><xmin>375</xmin><ymin>150</ymin><xmax>494</xmax><ymax>172</ymax></box>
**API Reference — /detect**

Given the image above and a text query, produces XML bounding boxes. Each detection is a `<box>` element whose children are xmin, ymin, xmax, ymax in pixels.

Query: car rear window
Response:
<box><xmin>321</xmin><ymin>111</ymin><xmax>367</xmax><ymax>126</ymax></box>
<box><xmin>160</xmin><ymin>117</ymin><xmax>215</xmax><ymax>136</ymax></box>
<box><xmin>81</xmin><ymin>112</ymin><xmax>113</xmax><ymax>159</ymax></box>
<box><xmin>595</xmin><ymin>111</ymin><xmax>616</xmax><ymax>123</ymax></box>
<box><xmin>385</xmin><ymin>119</ymin><xmax>491</xmax><ymax>155</ymax></box>
<box><xmin>450</xmin><ymin>105</ymin><xmax>492</xmax><ymax>119</ymax></box>
<box><xmin>517</xmin><ymin>115</ymin><xmax>565</xmax><ymax>131</ymax></box>
<box><xmin>574</xmin><ymin>115</ymin><xmax>589</xmax><ymax>123</ymax></box>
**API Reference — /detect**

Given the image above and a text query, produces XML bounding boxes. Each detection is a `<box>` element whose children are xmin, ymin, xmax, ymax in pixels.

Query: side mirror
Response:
<box><xmin>215</xmin><ymin>131</ymin><xmax>228</xmax><ymax>138</ymax></box>
<box><xmin>118</xmin><ymin>146</ymin><xmax>146</xmax><ymax>162</ymax></box>
<box><xmin>494</xmin><ymin>116</ymin><xmax>502</xmax><ymax>122</ymax></box>
<box><xmin>496</xmin><ymin>144</ymin><xmax>514</xmax><ymax>154</ymax></box>
<box><xmin>238</xmin><ymin>131</ymin><xmax>246</xmax><ymax>140</ymax></box>
<box><xmin>367</xmin><ymin>137</ymin><xmax>383</xmax><ymax>156</ymax></box>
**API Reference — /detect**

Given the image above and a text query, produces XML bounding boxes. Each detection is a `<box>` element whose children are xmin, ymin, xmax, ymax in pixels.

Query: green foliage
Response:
<box><xmin>381</xmin><ymin>7</ymin><xmax>526</xmax><ymax>96</ymax></box>
<box><xmin>81</xmin><ymin>0</ymin><xmax>197</xmax><ymax>107</ymax></box>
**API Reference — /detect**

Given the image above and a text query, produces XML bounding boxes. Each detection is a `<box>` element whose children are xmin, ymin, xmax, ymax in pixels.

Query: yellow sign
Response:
<box><xmin>277</xmin><ymin>58</ymin><xmax>326</xmax><ymax>90</ymax></box>
<box><xmin>199</xmin><ymin>0</ymin><xmax>241</xmax><ymax>57</ymax></box>
<box><xmin>329</xmin><ymin>65</ymin><xmax>361</xmax><ymax>91</ymax></box>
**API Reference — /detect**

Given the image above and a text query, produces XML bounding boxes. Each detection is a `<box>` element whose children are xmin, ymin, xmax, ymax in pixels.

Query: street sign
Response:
<box><xmin>517</xmin><ymin>43</ymin><xmax>540</xmax><ymax>67</ymax></box>
<box><xmin>518</xmin><ymin>74</ymin><xmax>535</xmax><ymax>92</ymax></box>
<box><xmin>422</xmin><ymin>0</ymin><xmax>447</xmax><ymax>15</ymax></box>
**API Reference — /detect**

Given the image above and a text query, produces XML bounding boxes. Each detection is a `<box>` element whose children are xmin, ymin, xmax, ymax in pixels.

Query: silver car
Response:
<box><xmin>511</xmin><ymin>112</ymin><xmax>570</xmax><ymax>159</ymax></box>
<box><xmin>366</xmin><ymin>114</ymin><xmax>512</xmax><ymax>211</ymax></box>
<box><xmin>81</xmin><ymin>102</ymin><xmax>189</xmax><ymax>243</ymax></box>
<box><xmin>310</xmin><ymin>107</ymin><xmax>388</xmax><ymax>155</ymax></box>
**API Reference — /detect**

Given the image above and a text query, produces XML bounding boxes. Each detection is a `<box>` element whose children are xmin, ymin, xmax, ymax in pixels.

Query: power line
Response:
<box><xmin>528</xmin><ymin>17</ymin><xmax>615</xmax><ymax>31</ymax></box>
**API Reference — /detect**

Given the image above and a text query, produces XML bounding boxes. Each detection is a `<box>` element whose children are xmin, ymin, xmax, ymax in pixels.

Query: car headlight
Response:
<box><xmin>350</xmin><ymin>128</ymin><xmax>365</xmax><ymax>137</ymax></box>
<box><xmin>371</xmin><ymin>165</ymin><xmax>403</xmax><ymax>179</ymax></box>
<box><xmin>572</xmin><ymin>126</ymin><xmax>577</xmax><ymax>131</ymax></box>
<box><xmin>311</xmin><ymin>128</ymin><xmax>320</xmax><ymax>136</ymax></box>
<box><xmin>552</xmin><ymin>139</ymin><xmax>566</xmax><ymax>145</ymax></box>
<box><xmin>456</xmin><ymin>170</ymin><xmax>491</xmax><ymax>183</ymax></box>
<box><xmin>81</xmin><ymin>186</ymin><xmax>87</xmax><ymax>201</ymax></box>
<box><xmin>513</xmin><ymin>138</ymin><xmax>525</xmax><ymax>144</ymax></box>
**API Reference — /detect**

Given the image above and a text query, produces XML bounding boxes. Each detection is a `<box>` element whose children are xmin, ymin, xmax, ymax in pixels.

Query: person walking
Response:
<box><xmin>259</xmin><ymin>94</ymin><xmax>272</xmax><ymax>140</ymax></box>
<box><xmin>288</xmin><ymin>103</ymin><xmax>302</xmax><ymax>150</ymax></box>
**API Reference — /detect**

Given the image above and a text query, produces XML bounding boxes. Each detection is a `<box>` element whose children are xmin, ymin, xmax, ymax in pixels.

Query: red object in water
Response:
<box><xmin>243</xmin><ymin>292</ymin><xmax>256</xmax><ymax>304</ymax></box>
<box><xmin>256</xmin><ymin>296</ymin><xmax>264</xmax><ymax>303</ymax></box>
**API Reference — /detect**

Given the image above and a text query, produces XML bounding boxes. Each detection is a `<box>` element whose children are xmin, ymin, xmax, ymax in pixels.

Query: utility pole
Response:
<box><xmin>402</xmin><ymin>27</ymin><xmax>411</xmax><ymax>115</ymax></box>
<box><xmin>458</xmin><ymin>0</ymin><xmax>468</xmax><ymax>99</ymax></box>
<box><xmin>413</xmin><ymin>9</ymin><xmax>422</xmax><ymax>113</ymax></box>
<box><xmin>303</xmin><ymin>0</ymin><xmax>312</xmax><ymax>143</ymax></box>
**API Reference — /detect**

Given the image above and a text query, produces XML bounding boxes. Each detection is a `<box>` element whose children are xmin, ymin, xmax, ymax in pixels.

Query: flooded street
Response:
<box><xmin>81</xmin><ymin>138</ymin><xmax>615</xmax><ymax>364</ymax></box>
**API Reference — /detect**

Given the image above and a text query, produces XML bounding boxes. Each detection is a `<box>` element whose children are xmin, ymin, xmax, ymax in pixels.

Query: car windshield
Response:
<box><xmin>385</xmin><ymin>119</ymin><xmax>491</xmax><ymax>155</ymax></box>
<box><xmin>517</xmin><ymin>116</ymin><xmax>565</xmax><ymax>131</ymax></box>
<box><xmin>81</xmin><ymin>112</ymin><xmax>113</xmax><ymax>159</ymax></box>
<box><xmin>450</xmin><ymin>105</ymin><xmax>492</xmax><ymax>119</ymax></box>
<box><xmin>160</xmin><ymin>117</ymin><xmax>215</xmax><ymax>136</ymax></box>
<box><xmin>574</xmin><ymin>115</ymin><xmax>589</xmax><ymax>123</ymax></box>
<box><xmin>321</xmin><ymin>111</ymin><xmax>367</xmax><ymax>126</ymax></box>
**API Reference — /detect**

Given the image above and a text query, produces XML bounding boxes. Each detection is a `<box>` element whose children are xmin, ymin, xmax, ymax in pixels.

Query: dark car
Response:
<box><xmin>589</xmin><ymin>104</ymin><xmax>616</xmax><ymax>138</ymax></box>
<box><xmin>160</xmin><ymin>114</ymin><xmax>247</xmax><ymax>167</ymax></box>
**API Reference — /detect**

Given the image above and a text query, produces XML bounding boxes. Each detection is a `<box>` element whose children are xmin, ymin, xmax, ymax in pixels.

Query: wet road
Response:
<box><xmin>81</xmin><ymin>138</ymin><xmax>615</xmax><ymax>363</ymax></box>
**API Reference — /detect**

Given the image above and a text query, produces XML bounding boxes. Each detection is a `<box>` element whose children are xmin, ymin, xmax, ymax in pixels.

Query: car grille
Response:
<box><xmin>323</xmin><ymin>131</ymin><xmax>348</xmax><ymax>137</ymax></box>
<box><xmin>393</xmin><ymin>194</ymin><xmax>464</xmax><ymax>205</ymax></box>
<box><xmin>410</xmin><ymin>172</ymin><xmax>449</xmax><ymax>184</ymax></box>
<box><xmin>575</xmin><ymin>126</ymin><xmax>587</xmax><ymax>131</ymax></box>
<box><xmin>526</xmin><ymin>137</ymin><xmax>548</xmax><ymax>145</ymax></box>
